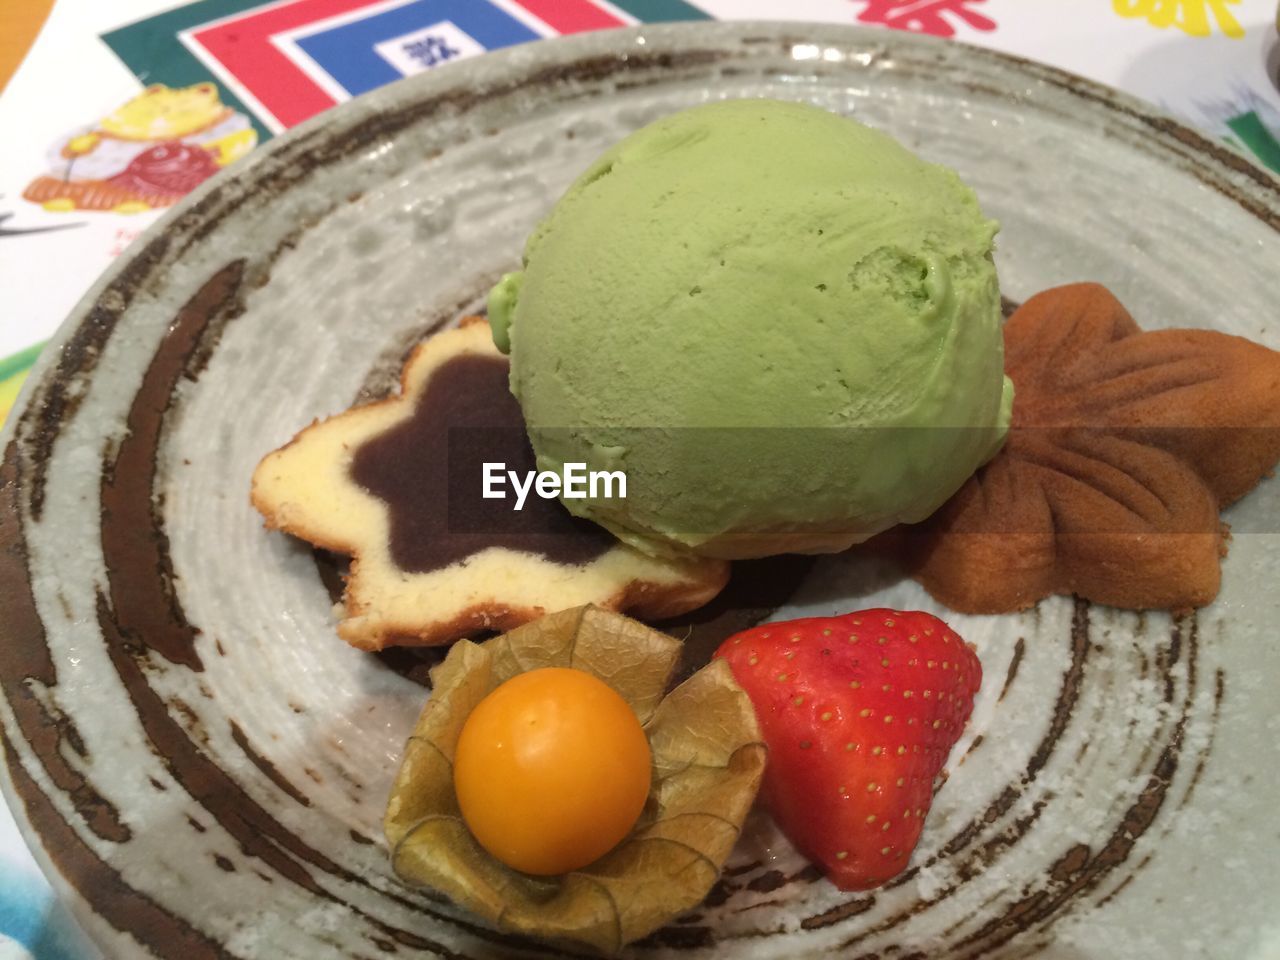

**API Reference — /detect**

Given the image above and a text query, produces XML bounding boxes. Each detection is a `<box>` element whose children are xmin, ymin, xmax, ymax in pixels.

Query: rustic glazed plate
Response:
<box><xmin>3</xmin><ymin>21</ymin><xmax>1279</xmax><ymax>960</ymax></box>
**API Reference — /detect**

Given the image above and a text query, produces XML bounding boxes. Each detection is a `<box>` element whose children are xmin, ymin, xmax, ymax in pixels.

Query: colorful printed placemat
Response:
<box><xmin>1</xmin><ymin>1</ymin><xmax>1278</xmax><ymax>957</ymax></box>
<box><xmin>2</xmin><ymin>0</ymin><xmax>1278</xmax><ymax>406</ymax></box>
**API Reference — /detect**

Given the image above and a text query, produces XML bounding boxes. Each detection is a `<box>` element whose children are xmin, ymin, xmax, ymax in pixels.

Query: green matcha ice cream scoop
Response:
<box><xmin>489</xmin><ymin>98</ymin><xmax>1013</xmax><ymax>559</ymax></box>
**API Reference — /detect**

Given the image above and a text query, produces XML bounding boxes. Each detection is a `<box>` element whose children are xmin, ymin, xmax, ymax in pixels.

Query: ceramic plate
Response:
<box><xmin>2</xmin><ymin>21</ymin><xmax>1279</xmax><ymax>960</ymax></box>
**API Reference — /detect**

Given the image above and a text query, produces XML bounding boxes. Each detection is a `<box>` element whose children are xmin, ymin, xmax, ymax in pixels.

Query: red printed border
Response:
<box><xmin>187</xmin><ymin>0</ymin><xmax>378</xmax><ymax>131</ymax></box>
<box><xmin>185</xmin><ymin>0</ymin><xmax>629</xmax><ymax>131</ymax></box>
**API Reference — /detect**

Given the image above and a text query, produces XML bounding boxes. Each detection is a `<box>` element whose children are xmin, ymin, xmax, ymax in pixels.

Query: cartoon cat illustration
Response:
<box><xmin>98</xmin><ymin>82</ymin><xmax>232</xmax><ymax>140</ymax></box>
<box><xmin>23</xmin><ymin>83</ymin><xmax>257</xmax><ymax>214</ymax></box>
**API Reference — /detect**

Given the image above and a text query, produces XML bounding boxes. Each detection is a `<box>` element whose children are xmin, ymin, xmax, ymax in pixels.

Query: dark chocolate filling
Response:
<box><xmin>350</xmin><ymin>353</ymin><xmax>616</xmax><ymax>572</ymax></box>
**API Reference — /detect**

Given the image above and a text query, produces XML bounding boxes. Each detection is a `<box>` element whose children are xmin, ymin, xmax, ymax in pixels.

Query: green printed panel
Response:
<box><xmin>0</xmin><ymin>342</ymin><xmax>45</xmax><ymax>425</ymax></box>
<box><xmin>1225</xmin><ymin>111</ymin><xmax>1280</xmax><ymax>175</ymax></box>
<box><xmin>610</xmin><ymin>0</ymin><xmax>713</xmax><ymax>22</ymax></box>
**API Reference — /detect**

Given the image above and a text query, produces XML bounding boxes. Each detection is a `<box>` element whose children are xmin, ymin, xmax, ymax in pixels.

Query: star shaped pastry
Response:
<box><xmin>252</xmin><ymin>318</ymin><xmax>728</xmax><ymax>650</ymax></box>
<box><xmin>903</xmin><ymin>283</ymin><xmax>1280</xmax><ymax>613</ymax></box>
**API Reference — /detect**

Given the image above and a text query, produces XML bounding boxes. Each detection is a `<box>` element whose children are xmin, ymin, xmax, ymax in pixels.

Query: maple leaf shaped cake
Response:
<box><xmin>251</xmin><ymin>318</ymin><xmax>728</xmax><ymax>650</ymax></box>
<box><xmin>903</xmin><ymin>283</ymin><xmax>1280</xmax><ymax>613</ymax></box>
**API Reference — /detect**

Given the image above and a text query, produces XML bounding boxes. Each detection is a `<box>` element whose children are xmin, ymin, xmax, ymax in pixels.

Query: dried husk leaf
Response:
<box><xmin>384</xmin><ymin>605</ymin><xmax>766</xmax><ymax>953</ymax></box>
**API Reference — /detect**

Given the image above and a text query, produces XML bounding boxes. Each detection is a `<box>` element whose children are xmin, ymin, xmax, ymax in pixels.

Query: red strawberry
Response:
<box><xmin>714</xmin><ymin>609</ymin><xmax>981</xmax><ymax>891</ymax></box>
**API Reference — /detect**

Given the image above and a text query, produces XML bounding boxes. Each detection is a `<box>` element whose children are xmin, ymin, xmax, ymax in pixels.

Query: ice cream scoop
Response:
<box><xmin>489</xmin><ymin>98</ymin><xmax>1014</xmax><ymax>559</ymax></box>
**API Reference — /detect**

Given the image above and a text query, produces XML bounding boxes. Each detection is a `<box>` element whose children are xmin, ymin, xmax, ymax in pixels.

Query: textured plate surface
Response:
<box><xmin>3</xmin><ymin>21</ymin><xmax>1280</xmax><ymax>960</ymax></box>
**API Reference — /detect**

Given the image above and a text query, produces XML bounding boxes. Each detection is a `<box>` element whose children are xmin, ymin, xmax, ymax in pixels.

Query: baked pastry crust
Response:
<box><xmin>902</xmin><ymin>283</ymin><xmax>1280</xmax><ymax>613</ymax></box>
<box><xmin>252</xmin><ymin>318</ymin><xmax>728</xmax><ymax>650</ymax></box>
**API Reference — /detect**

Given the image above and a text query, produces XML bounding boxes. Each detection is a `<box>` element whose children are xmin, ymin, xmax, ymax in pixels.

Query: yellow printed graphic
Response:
<box><xmin>100</xmin><ymin>82</ymin><xmax>229</xmax><ymax>141</ymax></box>
<box><xmin>0</xmin><ymin>370</ymin><xmax>29</xmax><ymax>426</ymax></box>
<box><xmin>1113</xmin><ymin>0</ymin><xmax>1245</xmax><ymax>38</ymax></box>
